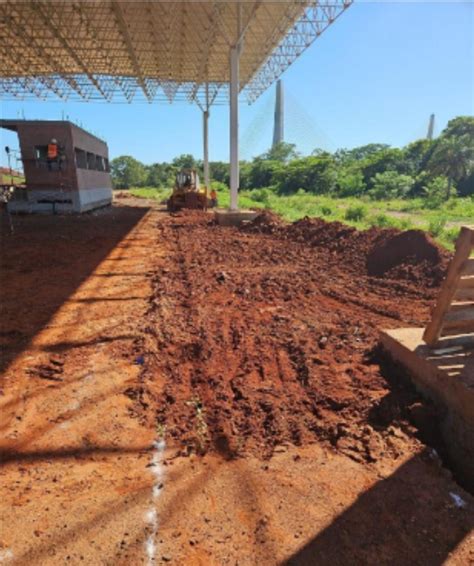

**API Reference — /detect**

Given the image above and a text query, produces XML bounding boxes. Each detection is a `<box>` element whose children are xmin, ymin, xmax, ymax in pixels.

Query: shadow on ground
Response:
<box><xmin>282</xmin><ymin>450</ymin><xmax>473</xmax><ymax>566</ymax></box>
<box><xmin>0</xmin><ymin>205</ymin><xmax>149</xmax><ymax>375</ymax></box>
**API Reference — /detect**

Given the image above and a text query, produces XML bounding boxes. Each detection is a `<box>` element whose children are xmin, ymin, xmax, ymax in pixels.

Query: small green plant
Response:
<box><xmin>250</xmin><ymin>188</ymin><xmax>272</xmax><ymax>204</ymax></box>
<box><xmin>320</xmin><ymin>204</ymin><xmax>333</xmax><ymax>217</ymax></box>
<box><xmin>443</xmin><ymin>226</ymin><xmax>461</xmax><ymax>244</ymax></box>
<box><xmin>369</xmin><ymin>213</ymin><xmax>392</xmax><ymax>228</ymax></box>
<box><xmin>186</xmin><ymin>396</ymin><xmax>209</xmax><ymax>454</ymax></box>
<box><xmin>345</xmin><ymin>204</ymin><xmax>367</xmax><ymax>222</ymax></box>
<box><xmin>155</xmin><ymin>422</ymin><xmax>167</xmax><ymax>439</ymax></box>
<box><xmin>428</xmin><ymin>216</ymin><xmax>447</xmax><ymax>237</ymax></box>
<box><xmin>396</xmin><ymin>218</ymin><xmax>414</xmax><ymax>231</ymax></box>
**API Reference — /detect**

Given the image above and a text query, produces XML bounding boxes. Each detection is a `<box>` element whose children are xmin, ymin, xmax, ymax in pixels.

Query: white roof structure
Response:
<box><xmin>1</xmin><ymin>0</ymin><xmax>352</xmax><ymax>211</ymax></box>
<box><xmin>0</xmin><ymin>0</ymin><xmax>352</xmax><ymax>106</ymax></box>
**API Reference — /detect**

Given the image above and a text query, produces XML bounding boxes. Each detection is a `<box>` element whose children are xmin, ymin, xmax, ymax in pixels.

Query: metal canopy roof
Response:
<box><xmin>0</xmin><ymin>0</ymin><xmax>351</xmax><ymax>106</ymax></box>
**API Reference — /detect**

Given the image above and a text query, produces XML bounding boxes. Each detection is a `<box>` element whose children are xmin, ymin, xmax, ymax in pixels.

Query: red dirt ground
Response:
<box><xmin>0</xmin><ymin>198</ymin><xmax>472</xmax><ymax>565</ymax></box>
<box><xmin>134</xmin><ymin>211</ymin><xmax>451</xmax><ymax>462</ymax></box>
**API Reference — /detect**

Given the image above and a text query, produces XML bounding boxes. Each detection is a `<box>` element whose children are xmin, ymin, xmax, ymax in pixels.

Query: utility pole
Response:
<box><xmin>272</xmin><ymin>79</ymin><xmax>284</xmax><ymax>148</ymax></box>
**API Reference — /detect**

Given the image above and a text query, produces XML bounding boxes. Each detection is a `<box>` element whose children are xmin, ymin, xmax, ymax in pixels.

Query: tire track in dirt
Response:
<box><xmin>131</xmin><ymin>211</ymin><xmax>448</xmax><ymax>465</ymax></box>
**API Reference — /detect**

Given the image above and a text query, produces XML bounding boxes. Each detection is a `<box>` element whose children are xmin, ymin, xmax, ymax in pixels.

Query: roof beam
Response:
<box><xmin>189</xmin><ymin>1</ymin><xmax>223</xmax><ymax>102</ymax></box>
<box><xmin>0</xmin><ymin>0</ymin><xmax>352</xmax><ymax>105</ymax></box>
<box><xmin>111</xmin><ymin>0</ymin><xmax>152</xmax><ymax>101</ymax></box>
<box><xmin>2</xmin><ymin>1</ymin><xmax>89</xmax><ymax>100</ymax></box>
<box><xmin>30</xmin><ymin>0</ymin><xmax>111</xmax><ymax>101</ymax></box>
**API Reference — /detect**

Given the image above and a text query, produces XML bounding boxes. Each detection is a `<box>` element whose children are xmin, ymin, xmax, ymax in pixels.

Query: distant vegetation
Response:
<box><xmin>112</xmin><ymin>116</ymin><xmax>473</xmax><ymax>199</ymax></box>
<box><xmin>114</xmin><ymin>115</ymin><xmax>474</xmax><ymax>248</ymax></box>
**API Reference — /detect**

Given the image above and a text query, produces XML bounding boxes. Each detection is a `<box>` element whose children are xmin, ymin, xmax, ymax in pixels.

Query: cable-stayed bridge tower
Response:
<box><xmin>272</xmin><ymin>79</ymin><xmax>284</xmax><ymax>148</ymax></box>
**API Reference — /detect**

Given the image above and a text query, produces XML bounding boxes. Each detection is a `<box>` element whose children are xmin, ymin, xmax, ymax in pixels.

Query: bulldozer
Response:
<box><xmin>167</xmin><ymin>169</ymin><xmax>213</xmax><ymax>212</ymax></box>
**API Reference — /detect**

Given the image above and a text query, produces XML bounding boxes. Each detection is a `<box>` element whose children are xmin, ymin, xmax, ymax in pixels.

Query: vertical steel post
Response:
<box><xmin>229</xmin><ymin>45</ymin><xmax>240</xmax><ymax>211</ymax></box>
<box><xmin>203</xmin><ymin>83</ymin><xmax>210</xmax><ymax>190</ymax></box>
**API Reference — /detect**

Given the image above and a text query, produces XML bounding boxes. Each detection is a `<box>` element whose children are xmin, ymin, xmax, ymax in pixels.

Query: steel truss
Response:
<box><xmin>0</xmin><ymin>0</ymin><xmax>352</xmax><ymax>106</ymax></box>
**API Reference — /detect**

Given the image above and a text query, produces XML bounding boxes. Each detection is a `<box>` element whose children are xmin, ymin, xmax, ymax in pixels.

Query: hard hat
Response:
<box><xmin>51</xmin><ymin>138</ymin><xmax>57</xmax><ymax>144</ymax></box>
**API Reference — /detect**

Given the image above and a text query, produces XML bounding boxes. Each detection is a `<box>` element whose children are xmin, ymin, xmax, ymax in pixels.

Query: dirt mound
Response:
<box><xmin>243</xmin><ymin>214</ymin><xmax>450</xmax><ymax>287</ymax></box>
<box><xmin>366</xmin><ymin>230</ymin><xmax>450</xmax><ymax>286</ymax></box>
<box><xmin>286</xmin><ymin>217</ymin><xmax>380</xmax><ymax>271</ymax></box>
<box><xmin>241</xmin><ymin>209</ymin><xmax>285</xmax><ymax>234</ymax></box>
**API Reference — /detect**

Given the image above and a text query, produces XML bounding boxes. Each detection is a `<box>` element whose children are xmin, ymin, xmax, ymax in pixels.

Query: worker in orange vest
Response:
<box><xmin>210</xmin><ymin>188</ymin><xmax>218</xmax><ymax>208</ymax></box>
<box><xmin>47</xmin><ymin>138</ymin><xmax>59</xmax><ymax>171</ymax></box>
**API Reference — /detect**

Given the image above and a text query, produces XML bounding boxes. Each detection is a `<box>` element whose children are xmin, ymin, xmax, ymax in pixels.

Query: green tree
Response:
<box><xmin>361</xmin><ymin>147</ymin><xmax>409</xmax><ymax>187</ymax></box>
<box><xmin>172</xmin><ymin>154</ymin><xmax>197</xmax><ymax>169</ymax></box>
<box><xmin>335</xmin><ymin>143</ymin><xmax>390</xmax><ymax>164</ymax></box>
<box><xmin>442</xmin><ymin>116</ymin><xmax>474</xmax><ymax>139</ymax></box>
<box><xmin>336</xmin><ymin>167</ymin><xmax>366</xmax><ymax>197</ymax></box>
<box><xmin>422</xmin><ymin>176</ymin><xmax>455</xmax><ymax>209</ymax></box>
<box><xmin>147</xmin><ymin>162</ymin><xmax>174</xmax><ymax>187</ymax></box>
<box><xmin>276</xmin><ymin>155</ymin><xmax>336</xmax><ymax>195</ymax></box>
<box><xmin>369</xmin><ymin>170</ymin><xmax>414</xmax><ymax>200</ymax></box>
<box><xmin>403</xmin><ymin>139</ymin><xmax>434</xmax><ymax>176</ymax></box>
<box><xmin>111</xmin><ymin>155</ymin><xmax>147</xmax><ymax>189</ymax></box>
<box><xmin>248</xmin><ymin>158</ymin><xmax>282</xmax><ymax>189</ymax></box>
<box><xmin>209</xmin><ymin>161</ymin><xmax>229</xmax><ymax>185</ymax></box>
<box><xmin>260</xmin><ymin>142</ymin><xmax>299</xmax><ymax>163</ymax></box>
<box><xmin>428</xmin><ymin>135</ymin><xmax>474</xmax><ymax>199</ymax></box>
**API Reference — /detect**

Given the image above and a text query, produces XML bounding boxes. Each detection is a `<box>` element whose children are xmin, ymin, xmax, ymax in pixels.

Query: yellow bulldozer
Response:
<box><xmin>167</xmin><ymin>169</ymin><xmax>215</xmax><ymax>212</ymax></box>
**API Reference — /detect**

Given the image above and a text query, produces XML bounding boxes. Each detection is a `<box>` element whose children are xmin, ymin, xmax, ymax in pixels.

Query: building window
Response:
<box><xmin>75</xmin><ymin>148</ymin><xmax>87</xmax><ymax>169</ymax></box>
<box><xmin>34</xmin><ymin>145</ymin><xmax>62</xmax><ymax>171</ymax></box>
<box><xmin>35</xmin><ymin>145</ymin><xmax>49</xmax><ymax>161</ymax></box>
<box><xmin>73</xmin><ymin>148</ymin><xmax>109</xmax><ymax>172</ymax></box>
<box><xmin>96</xmin><ymin>156</ymin><xmax>105</xmax><ymax>172</ymax></box>
<box><xmin>86</xmin><ymin>152</ymin><xmax>96</xmax><ymax>170</ymax></box>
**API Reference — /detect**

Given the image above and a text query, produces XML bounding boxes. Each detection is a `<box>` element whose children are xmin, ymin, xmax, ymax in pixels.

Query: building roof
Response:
<box><xmin>0</xmin><ymin>0</ymin><xmax>351</xmax><ymax>106</ymax></box>
<box><xmin>0</xmin><ymin>119</ymin><xmax>107</xmax><ymax>144</ymax></box>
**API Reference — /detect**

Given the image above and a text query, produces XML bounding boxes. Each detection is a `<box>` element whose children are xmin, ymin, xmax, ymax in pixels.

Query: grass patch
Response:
<box><xmin>126</xmin><ymin>185</ymin><xmax>472</xmax><ymax>250</ymax></box>
<box><xmin>129</xmin><ymin>187</ymin><xmax>170</xmax><ymax>201</ymax></box>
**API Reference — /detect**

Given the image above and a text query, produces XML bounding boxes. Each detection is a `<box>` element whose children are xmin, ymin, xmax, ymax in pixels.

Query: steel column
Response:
<box><xmin>229</xmin><ymin>45</ymin><xmax>240</xmax><ymax>211</ymax></box>
<box><xmin>203</xmin><ymin>83</ymin><xmax>210</xmax><ymax>190</ymax></box>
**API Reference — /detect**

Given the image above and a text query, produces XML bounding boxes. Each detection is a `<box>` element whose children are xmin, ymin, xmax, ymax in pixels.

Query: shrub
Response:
<box><xmin>249</xmin><ymin>188</ymin><xmax>272</xmax><ymax>204</ymax></box>
<box><xmin>369</xmin><ymin>213</ymin><xmax>393</xmax><ymax>228</ymax></box>
<box><xmin>443</xmin><ymin>226</ymin><xmax>461</xmax><ymax>244</ymax></box>
<box><xmin>345</xmin><ymin>204</ymin><xmax>367</xmax><ymax>222</ymax></box>
<box><xmin>369</xmin><ymin>171</ymin><xmax>415</xmax><ymax>200</ymax></box>
<box><xmin>422</xmin><ymin>176</ymin><xmax>455</xmax><ymax>209</ymax></box>
<box><xmin>211</xmin><ymin>181</ymin><xmax>228</xmax><ymax>193</ymax></box>
<box><xmin>336</xmin><ymin>168</ymin><xmax>366</xmax><ymax>197</ymax></box>
<box><xmin>276</xmin><ymin>155</ymin><xmax>337</xmax><ymax>195</ymax></box>
<box><xmin>428</xmin><ymin>216</ymin><xmax>447</xmax><ymax>237</ymax></box>
<box><xmin>397</xmin><ymin>218</ymin><xmax>414</xmax><ymax>230</ymax></box>
<box><xmin>320</xmin><ymin>205</ymin><xmax>334</xmax><ymax>217</ymax></box>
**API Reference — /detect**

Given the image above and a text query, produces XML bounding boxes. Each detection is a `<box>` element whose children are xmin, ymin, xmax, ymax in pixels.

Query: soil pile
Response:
<box><xmin>243</xmin><ymin>213</ymin><xmax>450</xmax><ymax>287</ymax></box>
<box><xmin>241</xmin><ymin>209</ymin><xmax>285</xmax><ymax>234</ymax></box>
<box><xmin>366</xmin><ymin>229</ymin><xmax>450</xmax><ymax>286</ymax></box>
<box><xmin>132</xmin><ymin>211</ymin><xmax>445</xmax><ymax>463</ymax></box>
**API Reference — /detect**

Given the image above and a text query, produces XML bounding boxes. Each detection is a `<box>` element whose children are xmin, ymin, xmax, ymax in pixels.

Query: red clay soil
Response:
<box><xmin>1</xmin><ymin>200</ymin><xmax>472</xmax><ymax>565</ymax></box>
<box><xmin>130</xmin><ymin>211</ymin><xmax>452</xmax><ymax>464</ymax></box>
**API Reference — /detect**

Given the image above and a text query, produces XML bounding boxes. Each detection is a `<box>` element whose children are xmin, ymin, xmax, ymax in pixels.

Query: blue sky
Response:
<box><xmin>1</xmin><ymin>1</ymin><xmax>473</xmax><ymax>168</ymax></box>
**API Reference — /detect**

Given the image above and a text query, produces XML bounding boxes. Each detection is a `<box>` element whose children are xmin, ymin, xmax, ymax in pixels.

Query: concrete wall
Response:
<box><xmin>71</xmin><ymin>124</ymin><xmax>112</xmax><ymax>211</ymax></box>
<box><xmin>381</xmin><ymin>328</ymin><xmax>474</xmax><ymax>492</ymax></box>
<box><xmin>6</xmin><ymin>121</ymin><xmax>112</xmax><ymax>213</ymax></box>
<box><xmin>16</xmin><ymin>121</ymin><xmax>76</xmax><ymax>192</ymax></box>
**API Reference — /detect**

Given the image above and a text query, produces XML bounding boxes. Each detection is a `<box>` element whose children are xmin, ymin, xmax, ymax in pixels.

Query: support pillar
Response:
<box><xmin>229</xmin><ymin>45</ymin><xmax>240</xmax><ymax>211</ymax></box>
<box><xmin>203</xmin><ymin>83</ymin><xmax>210</xmax><ymax>190</ymax></box>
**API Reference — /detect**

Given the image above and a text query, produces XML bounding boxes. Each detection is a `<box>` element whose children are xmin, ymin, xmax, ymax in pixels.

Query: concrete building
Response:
<box><xmin>0</xmin><ymin>119</ymin><xmax>112</xmax><ymax>213</ymax></box>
